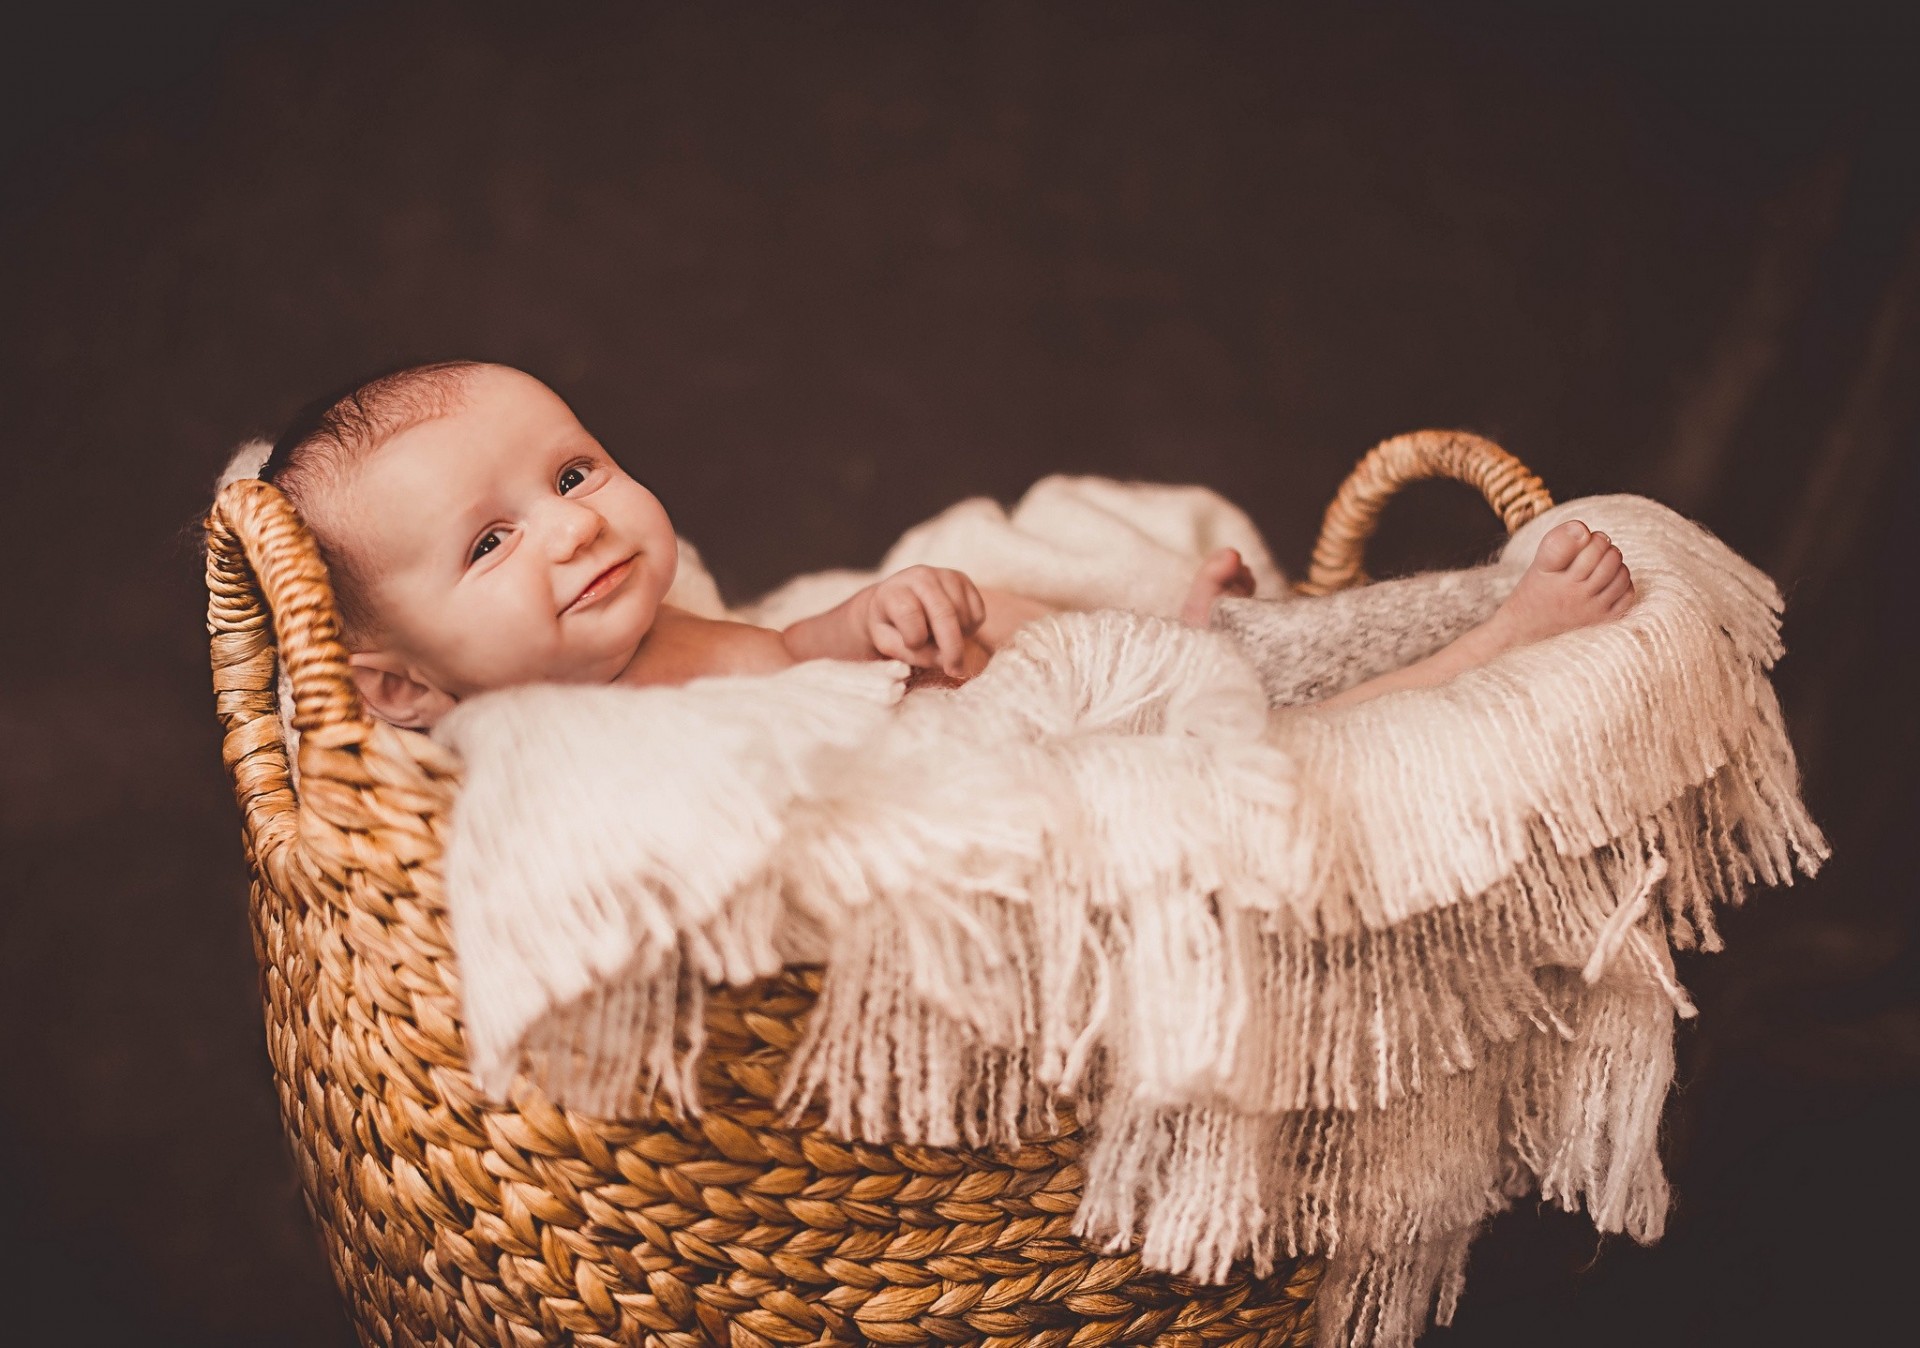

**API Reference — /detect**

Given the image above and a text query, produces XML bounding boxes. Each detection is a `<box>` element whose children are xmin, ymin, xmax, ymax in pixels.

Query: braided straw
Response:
<box><xmin>204</xmin><ymin>478</ymin><xmax>1321</xmax><ymax>1346</ymax></box>
<box><xmin>1298</xmin><ymin>430</ymin><xmax>1554</xmax><ymax>595</ymax></box>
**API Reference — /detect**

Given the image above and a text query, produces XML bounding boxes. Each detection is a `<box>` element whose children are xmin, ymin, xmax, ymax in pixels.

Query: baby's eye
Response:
<box><xmin>557</xmin><ymin>464</ymin><xmax>590</xmax><ymax>494</ymax></box>
<box><xmin>469</xmin><ymin>531</ymin><xmax>503</xmax><ymax>565</ymax></box>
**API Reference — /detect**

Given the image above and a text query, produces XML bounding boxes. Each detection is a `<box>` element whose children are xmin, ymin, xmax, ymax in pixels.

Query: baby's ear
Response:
<box><xmin>347</xmin><ymin>652</ymin><xmax>458</xmax><ymax>730</ymax></box>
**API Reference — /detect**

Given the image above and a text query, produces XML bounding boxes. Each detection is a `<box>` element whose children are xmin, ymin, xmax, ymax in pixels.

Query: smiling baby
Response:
<box><xmin>259</xmin><ymin>361</ymin><xmax>1262</xmax><ymax>727</ymax></box>
<box><xmin>260</xmin><ymin>361</ymin><xmax>1631</xmax><ymax>730</ymax></box>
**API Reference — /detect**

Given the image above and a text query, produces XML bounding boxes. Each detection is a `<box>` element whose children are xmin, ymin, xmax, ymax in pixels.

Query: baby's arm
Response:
<box><xmin>775</xmin><ymin>546</ymin><xmax>1258</xmax><ymax>671</ymax></box>
<box><xmin>975</xmin><ymin>588</ymin><xmax>1057</xmax><ymax>651</ymax></box>
<box><xmin>782</xmin><ymin>565</ymin><xmax>987</xmax><ymax>676</ymax></box>
<box><xmin>976</xmin><ymin>547</ymin><xmax>1257</xmax><ymax>649</ymax></box>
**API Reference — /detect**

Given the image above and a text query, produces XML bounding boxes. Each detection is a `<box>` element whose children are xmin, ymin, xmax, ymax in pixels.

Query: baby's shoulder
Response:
<box><xmin>622</xmin><ymin>608</ymin><xmax>794</xmax><ymax>687</ymax></box>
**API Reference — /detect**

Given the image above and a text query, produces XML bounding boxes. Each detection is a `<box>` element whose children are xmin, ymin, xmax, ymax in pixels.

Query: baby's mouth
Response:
<box><xmin>564</xmin><ymin>557</ymin><xmax>636</xmax><ymax>614</ymax></box>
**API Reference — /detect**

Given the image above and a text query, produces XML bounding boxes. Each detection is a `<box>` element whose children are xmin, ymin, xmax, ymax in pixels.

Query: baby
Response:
<box><xmin>260</xmin><ymin>361</ymin><xmax>1633</xmax><ymax>727</ymax></box>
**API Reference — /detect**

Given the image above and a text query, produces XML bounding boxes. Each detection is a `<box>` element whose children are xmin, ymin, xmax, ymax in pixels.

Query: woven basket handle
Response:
<box><xmin>1297</xmin><ymin>429</ymin><xmax>1554</xmax><ymax>595</ymax></box>
<box><xmin>206</xmin><ymin>478</ymin><xmax>373</xmax><ymax>884</ymax></box>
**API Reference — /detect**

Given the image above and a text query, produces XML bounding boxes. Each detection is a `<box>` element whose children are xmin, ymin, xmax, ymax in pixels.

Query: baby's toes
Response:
<box><xmin>1202</xmin><ymin>547</ymin><xmax>1244</xmax><ymax>584</ymax></box>
<box><xmin>1566</xmin><ymin>531</ymin><xmax>1616</xmax><ymax>582</ymax></box>
<box><xmin>1601</xmin><ymin>569</ymin><xmax>1636</xmax><ymax>615</ymax></box>
<box><xmin>1585</xmin><ymin>546</ymin><xmax>1624</xmax><ymax>594</ymax></box>
<box><xmin>1534</xmin><ymin>520</ymin><xmax>1591</xmax><ymax>573</ymax></box>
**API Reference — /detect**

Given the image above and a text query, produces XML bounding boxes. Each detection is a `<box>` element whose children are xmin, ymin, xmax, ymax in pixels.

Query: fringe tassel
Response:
<box><xmin>1317</xmin><ymin>1232</ymin><xmax>1477</xmax><ymax>1348</ymax></box>
<box><xmin>1078</xmin><ymin>976</ymin><xmax>1677</xmax><ymax>1347</ymax></box>
<box><xmin>1270</xmin><ymin>495</ymin><xmax>1825</xmax><ymax>935</ymax></box>
<box><xmin>434</xmin><ymin>659</ymin><xmax>905</xmax><ymax>1110</ymax></box>
<box><xmin>765</xmin><ymin>497</ymin><xmax>1824</xmax><ymax>1348</ymax></box>
<box><xmin>438</xmin><ymin>493</ymin><xmax>1825</xmax><ymax>1348</ymax></box>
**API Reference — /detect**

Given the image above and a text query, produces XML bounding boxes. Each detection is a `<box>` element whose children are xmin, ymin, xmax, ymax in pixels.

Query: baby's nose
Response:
<box><xmin>545</xmin><ymin>500</ymin><xmax>604</xmax><ymax>559</ymax></box>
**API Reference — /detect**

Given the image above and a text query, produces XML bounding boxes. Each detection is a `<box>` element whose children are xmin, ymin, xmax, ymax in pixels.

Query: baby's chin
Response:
<box><xmin>570</xmin><ymin>611</ymin><xmax>660</xmax><ymax>686</ymax></box>
<box><xmin>445</xmin><ymin>629</ymin><xmax>648</xmax><ymax>697</ymax></box>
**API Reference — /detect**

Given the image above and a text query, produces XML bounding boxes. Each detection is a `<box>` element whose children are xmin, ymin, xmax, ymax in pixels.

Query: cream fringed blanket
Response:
<box><xmin>432</xmin><ymin>478</ymin><xmax>1825</xmax><ymax>1348</ymax></box>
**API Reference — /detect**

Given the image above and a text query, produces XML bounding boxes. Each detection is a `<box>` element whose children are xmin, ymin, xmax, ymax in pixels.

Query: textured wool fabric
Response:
<box><xmin>1211</xmin><ymin>563</ymin><xmax>1515</xmax><ymax>706</ymax></box>
<box><xmin>427</xmin><ymin>481</ymin><xmax>1823</xmax><ymax>1348</ymax></box>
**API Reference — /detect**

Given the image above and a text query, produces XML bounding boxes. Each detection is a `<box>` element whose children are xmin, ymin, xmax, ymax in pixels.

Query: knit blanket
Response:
<box><xmin>431</xmin><ymin>478</ymin><xmax>1825</xmax><ymax>1348</ymax></box>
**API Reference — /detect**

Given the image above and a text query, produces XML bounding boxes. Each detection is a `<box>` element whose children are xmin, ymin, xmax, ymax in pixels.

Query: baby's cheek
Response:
<box><xmin>442</xmin><ymin>603</ymin><xmax>548</xmax><ymax>688</ymax></box>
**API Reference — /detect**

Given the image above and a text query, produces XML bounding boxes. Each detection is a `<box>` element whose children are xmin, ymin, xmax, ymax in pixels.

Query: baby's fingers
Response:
<box><xmin>941</xmin><ymin>571</ymin><xmax>987</xmax><ymax>634</ymax></box>
<box><xmin>878</xmin><ymin>591</ymin><xmax>931</xmax><ymax>654</ymax></box>
<box><xmin>913</xmin><ymin>583</ymin><xmax>968</xmax><ymax>674</ymax></box>
<box><xmin>869</xmin><ymin>625</ymin><xmax>918</xmax><ymax>665</ymax></box>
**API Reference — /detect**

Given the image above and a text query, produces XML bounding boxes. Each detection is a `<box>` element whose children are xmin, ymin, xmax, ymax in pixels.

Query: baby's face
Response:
<box><xmin>341</xmin><ymin>366</ymin><xmax>678</xmax><ymax>699</ymax></box>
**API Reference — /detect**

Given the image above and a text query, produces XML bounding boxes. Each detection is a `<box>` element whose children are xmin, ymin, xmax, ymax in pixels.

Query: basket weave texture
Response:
<box><xmin>205</xmin><ymin>430</ymin><xmax>1546</xmax><ymax>1347</ymax></box>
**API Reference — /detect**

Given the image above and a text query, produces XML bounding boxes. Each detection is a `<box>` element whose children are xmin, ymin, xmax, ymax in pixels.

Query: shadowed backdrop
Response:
<box><xmin>1</xmin><ymin>2</ymin><xmax>1914</xmax><ymax>1344</ymax></box>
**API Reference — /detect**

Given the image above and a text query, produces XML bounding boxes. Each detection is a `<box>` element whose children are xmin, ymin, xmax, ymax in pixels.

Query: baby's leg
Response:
<box><xmin>1211</xmin><ymin>567</ymin><xmax>1515</xmax><ymax>706</ymax></box>
<box><xmin>1312</xmin><ymin>521</ymin><xmax>1633</xmax><ymax>711</ymax></box>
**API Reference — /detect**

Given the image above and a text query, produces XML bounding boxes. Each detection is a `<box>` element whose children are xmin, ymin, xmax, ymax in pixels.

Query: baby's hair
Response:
<box><xmin>262</xmin><ymin>360</ymin><xmax>486</xmax><ymax>644</ymax></box>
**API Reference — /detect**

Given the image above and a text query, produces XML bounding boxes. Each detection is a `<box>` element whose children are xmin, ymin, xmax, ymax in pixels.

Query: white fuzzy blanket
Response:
<box><xmin>431</xmin><ymin>477</ymin><xmax>1825</xmax><ymax>1348</ymax></box>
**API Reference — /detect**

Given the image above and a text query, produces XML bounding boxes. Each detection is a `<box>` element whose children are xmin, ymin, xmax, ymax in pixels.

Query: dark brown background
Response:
<box><xmin>2</xmin><ymin>2</ymin><xmax>1915</xmax><ymax>1344</ymax></box>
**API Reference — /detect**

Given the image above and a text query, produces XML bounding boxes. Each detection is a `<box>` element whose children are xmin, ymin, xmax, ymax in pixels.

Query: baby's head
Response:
<box><xmin>264</xmin><ymin>362</ymin><xmax>678</xmax><ymax>728</ymax></box>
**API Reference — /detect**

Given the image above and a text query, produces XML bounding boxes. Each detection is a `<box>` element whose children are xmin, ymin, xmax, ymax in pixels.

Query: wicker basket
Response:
<box><xmin>205</xmin><ymin>430</ymin><xmax>1549</xmax><ymax>1348</ymax></box>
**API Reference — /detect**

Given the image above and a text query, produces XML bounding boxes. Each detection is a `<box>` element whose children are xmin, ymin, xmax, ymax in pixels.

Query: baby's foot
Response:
<box><xmin>1181</xmin><ymin>547</ymin><xmax>1257</xmax><ymax>627</ymax></box>
<box><xmin>1308</xmin><ymin>521</ymin><xmax>1634</xmax><ymax>710</ymax></box>
<box><xmin>1489</xmin><ymin>520</ymin><xmax>1636</xmax><ymax>647</ymax></box>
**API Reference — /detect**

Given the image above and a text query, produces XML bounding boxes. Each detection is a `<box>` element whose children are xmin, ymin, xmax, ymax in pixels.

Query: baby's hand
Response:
<box><xmin>864</xmin><ymin>566</ymin><xmax>986</xmax><ymax>676</ymax></box>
